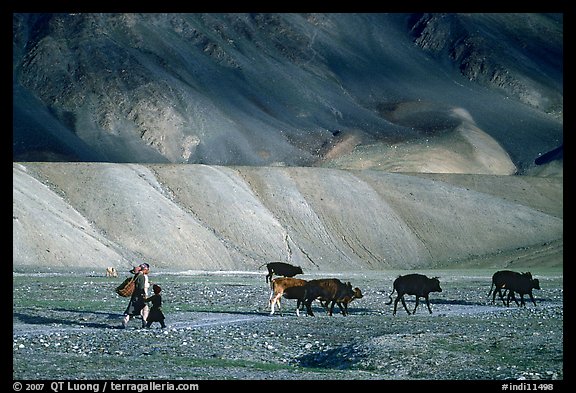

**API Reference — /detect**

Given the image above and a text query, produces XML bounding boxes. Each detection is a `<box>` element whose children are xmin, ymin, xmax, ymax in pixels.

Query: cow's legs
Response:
<box><xmin>399</xmin><ymin>295</ymin><xmax>411</xmax><ymax>315</ymax></box>
<box><xmin>335</xmin><ymin>302</ymin><xmax>346</xmax><ymax>316</ymax></box>
<box><xmin>498</xmin><ymin>288</ymin><xmax>510</xmax><ymax>305</ymax></box>
<box><xmin>328</xmin><ymin>300</ymin><xmax>336</xmax><ymax>316</ymax></box>
<box><xmin>519</xmin><ymin>294</ymin><xmax>526</xmax><ymax>307</ymax></box>
<box><xmin>490</xmin><ymin>285</ymin><xmax>498</xmax><ymax>304</ymax></box>
<box><xmin>424</xmin><ymin>295</ymin><xmax>433</xmax><ymax>314</ymax></box>
<box><xmin>392</xmin><ymin>296</ymin><xmax>400</xmax><ymax>315</ymax></box>
<box><xmin>493</xmin><ymin>287</ymin><xmax>508</xmax><ymax>304</ymax></box>
<box><xmin>270</xmin><ymin>293</ymin><xmax>282</xmax><ymax>315</ymax></box>
<box><xmin>268</xmin><ymin>290</ymin><xmax>275</xmax><ymax>310</ymax></box>
<box><xmin>506</xmin><ymin>291</ymin><xmax>520</xmax><ymax>307</ymax></box>
<box><xmin>528</xmin><ymin>293</ymin><xmax>537</xmax><ymax>307</ymax></box>
<box><xmin>497</xmin><ymin>288</ymin><xmax>508</xmax><ymax>305</ymax></box>
<box><xmin>340</xmin><ymin>302</ymin><xmax>349</xmax><ymax>316</ymax></box>
<box><xmin>304</xmin><ymin>299</ymin><xmax>315</xmax><ymax>316</ymax></box>
<box><xmin>413</xmin><ymin>296</ymin><xmax>420</xmax><ymax>314</ymax></box>
<box><xmin>512</xmin><ymin>293</ymin><xmax>520</xmax><ymax>307</ymax></box>
<box><xmin>296</xmin><ymin>299</ymin><xmax>304</xmax><ymax>316</ymax></box>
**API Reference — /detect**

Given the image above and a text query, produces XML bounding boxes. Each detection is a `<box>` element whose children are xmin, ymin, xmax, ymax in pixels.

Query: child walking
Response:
<box><xmin>144</xmin><ymin>284</ymin><xmax>166</xmax><ymax>328</ymax></box>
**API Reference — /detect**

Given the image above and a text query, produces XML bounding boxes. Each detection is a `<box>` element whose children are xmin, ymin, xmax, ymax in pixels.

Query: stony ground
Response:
<box><xmin>13</xmin><ymin>269</ymin><xmax>563</xmax><ymax>381</ymax></box>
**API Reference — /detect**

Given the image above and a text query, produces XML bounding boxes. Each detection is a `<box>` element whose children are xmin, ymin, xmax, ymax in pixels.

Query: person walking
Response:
<box><xmin>144</xmin><ymin>284</ymin><xmax>166</xmax><ymax>328</ymax></box>
<box><xmin>121</xmin><ymin>263</ymin><xmax>151</xmax><ymax>328</ymax></box>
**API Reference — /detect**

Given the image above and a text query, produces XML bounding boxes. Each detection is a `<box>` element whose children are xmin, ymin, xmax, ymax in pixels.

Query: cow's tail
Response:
<box><xmin>385</xmin><ymin>288</ymin><xmax>396</xmax><ymax>305</ymax></box>
<box><xmin>487</xmin><ymin>282</ymin><xmax>495</xmax><ymax>297</ymax></box>
<box><xmin>258</xmin><ymin>262</ymin><xmax>268</xmax><ymax>270</ymax></box>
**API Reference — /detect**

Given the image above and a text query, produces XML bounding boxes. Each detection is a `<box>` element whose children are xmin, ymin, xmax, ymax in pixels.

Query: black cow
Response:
<box><xmin>302</xmin><ymin>278</ymin><xmax>356</xmax><ymax>316</ymax></box>
<box><xmin>260</xmin><ymin>262</ymin><xmax>304</xmax><ymax>283</ymax></box>
<box><xmin>282</xmin><ymin>285</ymin><xmax>308</xmax><ymax>316</ymax></box>
<box><xmin>487</xmin><ymin>270</ymin><xmax>540</xmax><ymax>307</ymax></box>
<box><xmin>385</xmin><ymin>273</ymin><xmax>442</xmax><ymax>315</ymax></box>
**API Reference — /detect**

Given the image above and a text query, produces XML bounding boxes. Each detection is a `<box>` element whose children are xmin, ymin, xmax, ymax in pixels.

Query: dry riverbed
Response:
<box><xmin>13</xmin><ymin>268</ymin><xmax>563</xmax><ymax>381</ymax></box>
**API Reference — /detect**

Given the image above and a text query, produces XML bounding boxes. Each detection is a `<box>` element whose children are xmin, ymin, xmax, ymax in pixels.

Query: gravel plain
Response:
<box><xmin>13</xmin><ymin>268</ymin><xmax>563</xmax><ymax>382</ymax></box>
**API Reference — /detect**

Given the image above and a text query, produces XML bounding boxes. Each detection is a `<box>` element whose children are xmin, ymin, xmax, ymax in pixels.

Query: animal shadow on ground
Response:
<box><xmin>190</xmin><ymin>308</ymin><xmax>265</xmax><ymax>317</ymax></box>
<box><xmin>14</xmin><ymin>308</ymin><xmax>120</xmax><ymax>329</ymax></box>
<box><xmin>432</xmin><ymin>299</ymin><xmax>488</xmax><ymax>306</ymax></box>
<box><xmin>434</xmin><ymin>297</ymin><xmax>550</xmax><ymax>306</ymax></box>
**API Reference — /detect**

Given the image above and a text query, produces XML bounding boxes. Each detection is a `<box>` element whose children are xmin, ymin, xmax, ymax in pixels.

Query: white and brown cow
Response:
<box><xmin>269</xmin><ymin>277</ymin><xmax>307</xmax><ymax>315</ymax></box>
<box><xmin>105</xmin><ymin>267</ymin><xmax>118</xmax><ymax>277</ymax></box>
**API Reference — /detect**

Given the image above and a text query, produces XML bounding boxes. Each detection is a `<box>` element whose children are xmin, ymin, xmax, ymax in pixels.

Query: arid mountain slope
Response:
<box><xmin>13</xmin><ymin>13</ymin><xmax>562</xmax><ymax>174</ymax></box>
<box><xmin>13</xmin><ymin>162</ymin><xmax>562</xmax><ymax>271</ymax></box>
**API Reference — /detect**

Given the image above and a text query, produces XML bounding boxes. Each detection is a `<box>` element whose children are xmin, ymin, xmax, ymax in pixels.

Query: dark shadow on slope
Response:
<box><xmin>535</xmin><ymin>144</ymin><xmax>563</xmax><ymax>165</ymax></box>
<box><xmin>375</xmin><ymin>101</ymin><xmax>462</xmax><ymax>136</ymax></box>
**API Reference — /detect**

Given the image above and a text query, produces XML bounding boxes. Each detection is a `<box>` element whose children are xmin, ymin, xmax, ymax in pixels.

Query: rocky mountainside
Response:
<box><xmin>13</xmin><ymin>13</ymin><xmax>563</xmax><ymax>174</ymax></box>
<box><xmin>12</xmin><ymin>13</ymin><xmax>563</xmax><ymax>271</ymax></box>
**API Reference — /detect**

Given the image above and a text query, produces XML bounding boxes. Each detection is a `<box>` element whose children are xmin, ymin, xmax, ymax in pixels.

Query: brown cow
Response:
<box><xmin>269</xmin><ymin>277</ymin><xmax>307</xmax><ymax>315</ymax></box>
<box><xmin>274</xmin><ymin>279</ymin><xmax>361</xmax><ymax>317</ymax></box>
<box><xmin>319</xmin><ymin>287</ymin><xmax>363</xmax><ymax>315</ymax></box>
<box><xmin>302</xmin><ymin>278</ymin><xmax>356</xmax><ymax>316</ymax></box>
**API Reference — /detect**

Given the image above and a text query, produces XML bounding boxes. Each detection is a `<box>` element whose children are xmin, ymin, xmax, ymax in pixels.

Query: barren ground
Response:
<box><xmin>13</xmin><ymin>267</ymin><xmax>563</xmax><ymax>381</ymax></box>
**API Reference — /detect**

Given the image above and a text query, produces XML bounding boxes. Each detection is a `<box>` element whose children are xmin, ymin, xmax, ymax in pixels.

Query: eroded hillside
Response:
<box><xmin>13</xmin><ymin>162</ymin><xmax>563</xmax><ymax>271</ymax></box>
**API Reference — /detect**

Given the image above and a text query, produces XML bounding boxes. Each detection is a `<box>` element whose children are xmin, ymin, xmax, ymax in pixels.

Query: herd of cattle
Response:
<box><xmin>105</xmin><ymin>261</ymin><xmax>542</xmax><ymax>316</ymax></box>
<box><xmin>261</xmin><ymin>262</ymin><xmax>542</xmax><ymax>316</ymax></box>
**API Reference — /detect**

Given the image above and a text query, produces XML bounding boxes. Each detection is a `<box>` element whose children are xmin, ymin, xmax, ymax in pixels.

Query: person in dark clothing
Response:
<box><xmin>144</xmin><ymin>284</ymin><xmax>166</xmax><ymax>328</ymax></box>
<box><xmin>121</xmin><ymin>264</ymin><xmax>150</xmax><ymax>328</ymax></box>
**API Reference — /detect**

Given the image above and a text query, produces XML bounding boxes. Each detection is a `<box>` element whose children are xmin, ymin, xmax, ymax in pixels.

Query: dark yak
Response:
<box><xmin>301</xmin><ymin>278</ymin><xmax>356</xmax><ymax>316</ymax></box>
<box><xmin>487</xmin><ymin>270</ymin><xmax>540</xmax><ymax>307</ymax></box>
<box><xmin>260</xmin><ymin>262</ymin><xmax>304</xmax><ymax>283</ymax></box>
<box><xmin>385</xmin><ymin>273</ymin><xmax>442</xmax><ymax>315</ymax></box>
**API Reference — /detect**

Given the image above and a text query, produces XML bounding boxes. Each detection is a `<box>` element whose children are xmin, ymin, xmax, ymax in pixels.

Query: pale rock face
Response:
<box><xmin>12</xmin><ymin>162</ymin><xmax>562</xmax><ymax>270</ymax></box>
